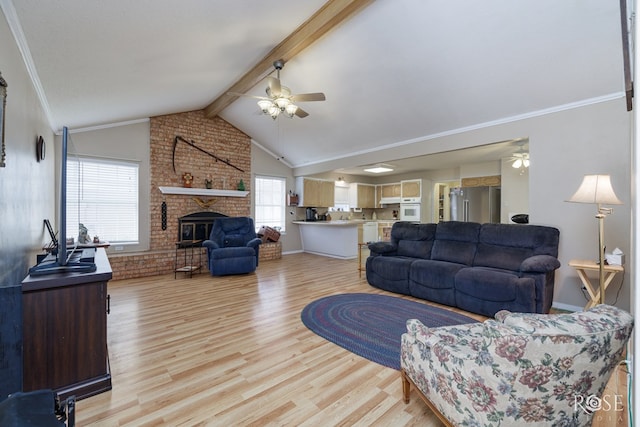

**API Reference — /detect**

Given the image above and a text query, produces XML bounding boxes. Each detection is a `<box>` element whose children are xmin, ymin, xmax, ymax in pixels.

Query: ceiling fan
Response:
<box><xmin>229</xmin><ymin>59</ymin><xmax>326</xmax><ymax>119</ymax></box>
<box><xmin>507</xmin><ymin>140</ymin><xmax>530</xmax><ymax>171</ymax></box>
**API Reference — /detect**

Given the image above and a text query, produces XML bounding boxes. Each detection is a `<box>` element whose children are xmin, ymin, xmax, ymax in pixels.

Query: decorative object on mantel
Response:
<box><xmin>566</xmin><ymin>174</ymin><xmax>623</xmax><ymax>304</ymax></box>
<box><xmin>172</xmin><ymin>135</ymin><xmax>244</xmax><ymax>173</ymax></box>
<box><xmin>182</xmin><ymin>172</ymin><xmax>193</xmax><ymax>188</ymax></box>
<box><xmin>237</xmin><ymin>179</ymin><xmax>245</xmax><ymax>191</ymax></box>
<box><xmin>193</xmin><ymin>197</ymin><xmax>218</xmax><ymax>209</ymax></box>
<box><xmin>205</xmin><ymin>179</ymin><xmax>212</xmax><ymax>189</ymax></box>
<box><xmin>0</xmin><ymin>71</ymin><xmax>7</xmax><ymax>168</ymax></box>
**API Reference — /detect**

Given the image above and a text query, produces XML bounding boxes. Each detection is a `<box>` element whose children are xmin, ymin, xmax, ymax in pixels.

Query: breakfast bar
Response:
<box><xmin>293</xmin><ymin>220</ymin><xmax>359</xmax><ymax>259</ymax></box>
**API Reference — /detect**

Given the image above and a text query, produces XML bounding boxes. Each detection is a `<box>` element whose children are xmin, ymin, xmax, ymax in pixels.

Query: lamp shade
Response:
<box><xmin>567</xmin><ymin>175</ymin><xmax>623</xmax><ymax>205</ymax></box>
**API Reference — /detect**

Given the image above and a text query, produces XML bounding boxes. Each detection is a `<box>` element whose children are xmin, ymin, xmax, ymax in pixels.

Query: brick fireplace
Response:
<box><xmin>108</xmin><ymin>110</ymin><xmax>252</xmax><ymax>280</ymax></box>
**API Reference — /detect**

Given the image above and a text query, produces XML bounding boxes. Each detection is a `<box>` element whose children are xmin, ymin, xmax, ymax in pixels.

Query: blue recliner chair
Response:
<box><xmin>202</xmin><ymin>217</ymin><xmax>262</xmax><ymax>276</ymax></box>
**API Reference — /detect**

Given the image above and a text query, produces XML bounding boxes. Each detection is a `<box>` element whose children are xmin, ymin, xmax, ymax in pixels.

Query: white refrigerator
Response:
<box><xmin>450</xmin><ymin>186</ymin><xmax>501</xmax><ymax>223</ymax></box>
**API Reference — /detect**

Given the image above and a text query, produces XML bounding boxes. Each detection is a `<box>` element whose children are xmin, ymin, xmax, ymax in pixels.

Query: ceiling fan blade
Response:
<box><xmin>227</xmin><ymin>91</ymin><xmax>269</xmax><ymax>100</ymax></box>
<box><xmin>266</xmin><ymin>77</ymin><xmax>282</xmax><ymax>97</ymax></box>
<box><xmin>291</xmin><ymin>92</ymin><xmax>326</xmax><ymax>102</ymax></box>
<box><xmin>295</xmin><ymin>107</ymin><xmax>309</xmax><ymax>118</ymax></box>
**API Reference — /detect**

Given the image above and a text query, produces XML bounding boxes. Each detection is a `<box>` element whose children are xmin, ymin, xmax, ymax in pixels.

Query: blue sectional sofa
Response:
<box><xmin>365</xmin><ymin>221</ymin><xmax>560</xmax><ymax>317</ymax></box>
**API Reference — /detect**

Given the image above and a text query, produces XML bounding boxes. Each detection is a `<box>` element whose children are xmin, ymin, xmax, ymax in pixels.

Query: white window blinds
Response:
<box><xmin>254</xmin><ymin>175</ymin><xmax>286</xmax><ymax>232</ymax></box>
<box><xmin>67</xmin><ymin>157</ymin><xmax>139</xmax><ymax>243</ymax></box>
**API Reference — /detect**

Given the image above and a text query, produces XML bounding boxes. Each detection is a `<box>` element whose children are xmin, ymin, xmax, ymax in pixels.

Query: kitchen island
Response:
<box><xmin>293</xmin><ymin>220</ymin><xmax>360</xmax><ymax>259</ymax></box>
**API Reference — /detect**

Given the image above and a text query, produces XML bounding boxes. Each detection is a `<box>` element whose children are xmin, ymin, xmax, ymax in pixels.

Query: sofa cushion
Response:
<box><xmin>455</xmin><ymin>268</ymin><xmax>536</xmax><ymax>316</ymax></box>
<box><xmin>409</xmin><ymin>260</ymin><xmax>464</xmax><ymax>306</ymax></box>
<box><xmin>210</xmin><ymin>246</ymin><xmax>255</xmax><ymax>260</ymax></box>
<box><xmin>391</xmin><ymin>222</ymin><xmax>436</xmax><ymax>259</ymax></box>
<box><xmin>223</xmin><ymin>234</ymin><xmax>246</xmax><ymax>247</ymax></box>
<box><xmin>474</xmin><ymin>244</ymin><xmax>531</xmax><ymax>271</ymax></box>
<box><xmin>474</xmin><ymin>224</ymin><xmax>560</xmax><ymax>270</ymax></box>
<box><xmin>430</xmin><ymin>221</ymin><xmax>480</xmax><ymax>265</ymax></box>
<box><xmin>366</xmin><ymin>256</ymin><xmax>414</xmax><ymax>294</ymax></box>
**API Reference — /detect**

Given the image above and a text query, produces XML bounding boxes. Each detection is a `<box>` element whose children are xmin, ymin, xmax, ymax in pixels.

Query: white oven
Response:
<box><xmin>400</xmin><ymin>203</ymin><xmax>421</xmax><ymax>222</ymax></box>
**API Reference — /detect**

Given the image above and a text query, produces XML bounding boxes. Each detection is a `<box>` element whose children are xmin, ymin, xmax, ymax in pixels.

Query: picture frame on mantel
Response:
<box><xmin>0</xmin><ymin>71</ymin><xmax>7</xmax><ymax>167</ymax></box>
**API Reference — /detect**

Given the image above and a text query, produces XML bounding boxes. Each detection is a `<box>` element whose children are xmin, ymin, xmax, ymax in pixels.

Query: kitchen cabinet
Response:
<box><xmin>378</xmin><ymin>182</ymin><xmax>401</xmax><ymax>204</ymax></box>
<box><xmin>349</xmin><ymin>183</ymin><xmax>376</xmax><ymax>208</ymax></box>
<box><xmin>296</xmin><ymin>177</ymin><xmax>335</xmax><ymax>207</ymax></box>
<box><xmin>401</xmin><ymin>179</ymin><xmax>422</xmax><ymax>200</ymax></box>
<box><xmin>334</xmin><ymin>182</ymin><xmax>350</xmax><ymax>206</ymax></box>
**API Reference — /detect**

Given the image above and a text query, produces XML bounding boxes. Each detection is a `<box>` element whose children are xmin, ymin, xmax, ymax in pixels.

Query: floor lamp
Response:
<box><xmin>567</xmin><ymin>175</ymin><xmax>622</xmax><ymax>304</ymax></box>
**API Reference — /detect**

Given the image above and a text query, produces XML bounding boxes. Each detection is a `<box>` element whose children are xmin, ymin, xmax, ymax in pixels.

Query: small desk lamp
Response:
<box><xmin>567</xmin><ymin>175</ymin><xmax>622</xmax><ymax>304</ymax></box>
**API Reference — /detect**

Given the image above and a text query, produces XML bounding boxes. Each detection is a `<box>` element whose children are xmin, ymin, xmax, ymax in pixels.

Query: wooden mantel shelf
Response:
<box><xmin>159</xmin><ymin>186</ymin><xmax>249</xmax><ymax>197</ymax></box>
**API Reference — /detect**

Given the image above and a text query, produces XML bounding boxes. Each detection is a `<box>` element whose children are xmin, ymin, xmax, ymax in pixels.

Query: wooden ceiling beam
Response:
<box><xmin>204</xmin><ymin>0</ymin><xmax>374</xmax><ymax>118</ymax></box>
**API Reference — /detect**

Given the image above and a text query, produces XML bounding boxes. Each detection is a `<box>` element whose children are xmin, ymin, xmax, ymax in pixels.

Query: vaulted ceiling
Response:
<box><xmin>3</xmin><ymin>0</ymin><xmax>626</xmax><ymax>175</ymax></box>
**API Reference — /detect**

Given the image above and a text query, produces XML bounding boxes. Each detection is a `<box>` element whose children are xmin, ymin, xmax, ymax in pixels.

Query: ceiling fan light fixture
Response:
<box><xmin>285</xmin><ymin>103</ymin><xmax>298</xmax><ymax>118</ymax></box>
<box><xmin>268</xmin><ymin>105</ymin><xmax>280</xmax><ymax>120</ymax></box>
<box><xmin>512</xmin><ymin>158</ymin><xmax>523</xmax><ymax>169</ymax></box>
<box><xmin>275</xmin><ymin>97</ymin><xmax>291</xmax><ymax>111</ymax></box>
<box><xmin>523</xmin><ymin>158</ymin><xmax>530</xmax><ymax>167</ymax></box>
<box><xmin>257</xmin><ymin>99</ymin><xmax>273</xmax><ymax>114</ymax></box>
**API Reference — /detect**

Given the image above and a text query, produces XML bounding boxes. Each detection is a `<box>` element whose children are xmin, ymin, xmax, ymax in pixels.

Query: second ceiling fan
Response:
<box><xmin>230</xmin><ymin>59</ymin><xmax>326</xmax><ymax>119</ymax></box>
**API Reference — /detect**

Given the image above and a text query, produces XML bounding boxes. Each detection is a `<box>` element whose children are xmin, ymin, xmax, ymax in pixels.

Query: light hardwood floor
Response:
<box><xmin>76</xmin><ymin>252</ymin><xmax>626</xmax><ymax>426</ymax></box>
<box><xmin>77</xmin><ymin>253</ymin><xmax>478</xmax><ymax>426</ymax></box>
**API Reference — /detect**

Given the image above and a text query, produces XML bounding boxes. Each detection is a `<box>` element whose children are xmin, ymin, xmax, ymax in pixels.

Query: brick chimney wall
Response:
<box><xmin>108</xmin><ymin>110</ymin><xmax>252</xmax><ymax>280</ymax></box>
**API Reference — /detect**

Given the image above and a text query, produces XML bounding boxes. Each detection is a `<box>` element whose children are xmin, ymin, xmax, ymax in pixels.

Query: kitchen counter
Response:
<box><xmin>293</xmin><ymin>220</ymin><xmax>359</xmax><ymax>258</ymax></box>
<box><xmin>292</xmin><ymin>220</ymin><xmax>356</xmax><ymax>226</ymax></box>
<box><xmin>292</xmin><ymin>220</ymin><xmax>398</xmax><ymax>258</ymax></box>
<box><xmin>292</xmin><ymin>219</ymin><xmax>398</xmax><ymax>225</ymax></box>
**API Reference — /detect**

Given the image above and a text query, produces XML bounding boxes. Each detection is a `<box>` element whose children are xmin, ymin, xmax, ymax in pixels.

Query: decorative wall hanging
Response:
<box><xmin>36</xmin><ymin>135</ymin><xmax>45</xmax><ymax>161</ymax></box>
<box><xmin>172</xmin><ymin>135</ymin><xmax>244</xmax><ymax>173</ymax></box>
<box><xmin>0</xmin><ymin>71</ymin><xmax>7</xmax><ymax>167</ymax></box>
<box><xmin>193</xmin><ymin>197</ymin><xmax>218</xmax><ymax>209</ymax></box>
<box><xmin>161</xmin><ymin>201</ymin><xmax>167</xmax><ymax>230</ymax></box>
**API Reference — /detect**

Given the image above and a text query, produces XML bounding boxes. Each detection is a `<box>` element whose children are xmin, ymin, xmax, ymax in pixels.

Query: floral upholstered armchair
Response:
<box><xmin>401</xmin><ymin>304</ymin><xmax>633</xmax><ymax>426</ymax></box>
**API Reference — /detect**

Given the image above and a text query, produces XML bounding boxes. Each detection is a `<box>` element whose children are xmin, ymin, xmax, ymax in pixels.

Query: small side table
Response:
<box><xmin>568</xmin><ymin>259</ymin><xmax>624</xmax><ymax>309</ymax></box>
<box><xmin>175</xmin><ymin>240</ymin><xmax>203</xmax><ymax>278</ymax></box>
<box><xmin>358</xmin><ymin>242</ymin><xmax>369</xmax><ymax>278</ymax></box>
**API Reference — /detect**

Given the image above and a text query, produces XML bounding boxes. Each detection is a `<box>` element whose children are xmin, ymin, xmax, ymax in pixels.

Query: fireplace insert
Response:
<box><xmin>177</xmin><ymin>211</ymin><xmax>228</xmax><ymax>242</ymax></box>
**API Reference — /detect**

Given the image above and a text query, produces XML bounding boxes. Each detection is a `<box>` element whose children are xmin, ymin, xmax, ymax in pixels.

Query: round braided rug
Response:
<box><xmin>301</xmin><ymin>293</ymin><xmax>478</xmax><ymax>370</ymax></box>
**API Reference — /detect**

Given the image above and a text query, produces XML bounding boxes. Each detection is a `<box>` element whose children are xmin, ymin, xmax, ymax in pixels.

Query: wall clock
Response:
<box><xmin>36</xmin><ymin>135</ymin><xmax>45</xmax><ymax>161</ymax></box>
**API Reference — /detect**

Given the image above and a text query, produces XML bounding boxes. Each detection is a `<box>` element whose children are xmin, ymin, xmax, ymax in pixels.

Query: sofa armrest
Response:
<box><xmin>368</xmin><ymin>241</ymin><xmax>397</xmax><ymax>256</ymax></box>
<box><xmin>520</xmin><ymin>254</ymin><xmax>560</xmax><ymax>273</ymax></box>
<box><xmin>246</xmin><ymin>237</ymin><xmax>262</xmax><ymax>249</ymax></box>
<box><xmin>202</xmin><ymin>240</ymin><xmax>220</xmax><ymax>250</ymax></box>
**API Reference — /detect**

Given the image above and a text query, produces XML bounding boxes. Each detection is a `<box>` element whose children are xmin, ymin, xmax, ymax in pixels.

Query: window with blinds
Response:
<box><xmin>67</xmin><ymin>156</ymin><xmax>139</xmax><ymax>244</ymax></box>
<box><xmin>254</xmin><ymin>175</ymin><xmax>286</xmax><ymax>233</ymax></box>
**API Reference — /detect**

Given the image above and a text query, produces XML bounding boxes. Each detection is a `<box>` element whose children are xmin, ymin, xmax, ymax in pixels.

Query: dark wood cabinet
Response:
<box><xmin>21</xmin><ymin>248</ymin><xmax>112</xmax><ymax>400</ymax></box>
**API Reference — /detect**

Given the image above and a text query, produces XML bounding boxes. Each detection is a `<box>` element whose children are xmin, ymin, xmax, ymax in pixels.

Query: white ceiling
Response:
<box><xmin>3</xmin><ymin>0</ymin><xmax>625</xmax><ymax>175</ymax></box>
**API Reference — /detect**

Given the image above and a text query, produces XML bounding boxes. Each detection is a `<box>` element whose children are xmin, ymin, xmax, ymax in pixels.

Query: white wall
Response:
<box><xmin>251</xmin><ymin>142</ymin><xmax>302</xmax><ymax>253</ymax></box>
<box><xmin>0</xmin><ymin>7</ymin><xmax>55</xmax><ymax>287</ymax></box>
<box><xmin>57</xmin><ymin>121</ymin><xmax>151</xmax><ymax>252</ymax></box>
